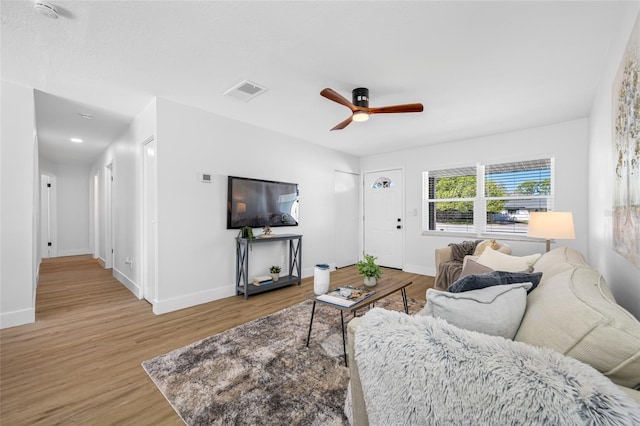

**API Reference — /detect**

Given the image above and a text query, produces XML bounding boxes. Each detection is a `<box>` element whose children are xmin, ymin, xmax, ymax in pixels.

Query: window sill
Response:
<box><xmin>421</xmin><ymin>231</ymin><xmax>547</xmax><ymax>244</ymax></box>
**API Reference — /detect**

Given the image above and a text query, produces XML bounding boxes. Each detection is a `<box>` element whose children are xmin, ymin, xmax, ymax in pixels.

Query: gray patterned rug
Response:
<box><xmin>142</xmin><ymin>295</ymin><xmax>424</xmax><ymax>426</ymax></box>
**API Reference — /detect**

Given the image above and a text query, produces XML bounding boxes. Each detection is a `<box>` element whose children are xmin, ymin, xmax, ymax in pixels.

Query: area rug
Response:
<box><xmin>142</xmin><ymin>295</ymin><xmax>424</xmax><ymax>426</ymax></box>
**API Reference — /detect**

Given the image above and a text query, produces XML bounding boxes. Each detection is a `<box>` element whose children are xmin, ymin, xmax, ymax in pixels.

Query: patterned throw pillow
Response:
<box><xmin>448</xmin><ymin>270</ymin><xmax>543</xmax><ymax>294</ymax></box>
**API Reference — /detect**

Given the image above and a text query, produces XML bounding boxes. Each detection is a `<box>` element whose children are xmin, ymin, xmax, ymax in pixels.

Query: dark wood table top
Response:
<box><xmin>312</xmin><ymin>275</ymin><xmax>413</xmax><ymax>313</ymax></box>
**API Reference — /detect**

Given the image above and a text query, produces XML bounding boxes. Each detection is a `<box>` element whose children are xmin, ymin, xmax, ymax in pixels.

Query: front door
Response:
<box><xmin>363</xmin><ymin>169</ymin><xmax>403</xmax><ymax>269</ymax></box>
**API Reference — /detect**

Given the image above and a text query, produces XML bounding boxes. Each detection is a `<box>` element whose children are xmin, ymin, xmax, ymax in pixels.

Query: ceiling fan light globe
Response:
<box><xmin>352</xmin><ymin>111</ymin><xmax>369</xmax><ymax>122</ymax></box>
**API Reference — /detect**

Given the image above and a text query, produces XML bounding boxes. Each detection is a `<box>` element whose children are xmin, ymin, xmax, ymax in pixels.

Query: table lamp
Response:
<box><xmin>527</xmin><ymin>212</ymin><xmax>575</xmax><ymax>252</ymax></box>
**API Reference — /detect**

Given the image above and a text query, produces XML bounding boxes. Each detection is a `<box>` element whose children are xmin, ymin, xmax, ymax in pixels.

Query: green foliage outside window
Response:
<box><xmin>515</xmin><ymin>179</ymin><xmax>551</xmax><ymax>195</ymax></box>
<box><xmin>435</xmin><ymin>176</ymin><xmax>507</xmax><ymax>217</ymax></box>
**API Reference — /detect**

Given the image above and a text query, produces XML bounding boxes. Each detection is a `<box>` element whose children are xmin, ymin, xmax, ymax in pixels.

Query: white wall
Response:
<box><xmin>153</xmin><ymin>98</ymin><xmax>360</xmax><ymax>313</ymax></box>
<box><xmin>90</xmin><ymin>99</ymin><xmax>157</xmax><ymax>298</ymax></box>
<box><xmin>588</xmin><ymin>4</ymin><xmax>640</xmax><ymax>319</ymax></box>
<box><xmin>39</xmin><ymin>159</ymin><xmax>91</xmax><ymax>257</ymax></box>
<box><xmin>1</xmin><ymin>81</ymin><xmax>38</xmax><ymax>328</ymax></box>
<box><xmin>360</xmin><ymin>118</ymin><xmax>589</xmax><ymax>277</ymax></box>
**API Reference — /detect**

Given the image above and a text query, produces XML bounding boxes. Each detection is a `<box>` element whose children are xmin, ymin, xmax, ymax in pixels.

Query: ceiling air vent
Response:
<box><xmin>224</xmin><ymin>80</ymin><xmax>268</xmax><ymax>102</ymax></box>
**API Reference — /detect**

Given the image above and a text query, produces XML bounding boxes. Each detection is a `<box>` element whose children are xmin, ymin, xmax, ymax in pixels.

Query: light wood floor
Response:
<box><xmin>0</xmin><ymin>255</ymin><xmax>434</xmax><ymax>425</ymax></box>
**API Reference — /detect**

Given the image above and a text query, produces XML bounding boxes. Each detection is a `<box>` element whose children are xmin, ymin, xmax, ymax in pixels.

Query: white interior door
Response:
<box><xmin>334</xmin><ymin>170</ymin><xmax>359</xmax><ymax>268</ymax></box>
<box><xmin>363</xmin><ymin>169</ymin><xmax>404</xmax><ymax>269</ymax></box>
<box><xmin>142</xmin><ymin>139</ymin><xmax>158</xmax><ymax>303</ymax></box>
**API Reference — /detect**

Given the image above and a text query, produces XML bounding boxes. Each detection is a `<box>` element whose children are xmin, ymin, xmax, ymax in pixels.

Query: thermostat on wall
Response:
<box><xmin>198</xmin><ymin>172</ymin><xmax>213</xmax><ymax>183</ymax></box>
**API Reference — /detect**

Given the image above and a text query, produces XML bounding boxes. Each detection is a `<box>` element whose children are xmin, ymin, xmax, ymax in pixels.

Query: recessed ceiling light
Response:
<box><xmin>33</xmin><ymin>1</ymin><xmax>58</xmax><ymax>19</ymax></box>
<box><xmin>70</xmin><ymin>138</ymin><xmax>83</xmax><ymax>143</ymax></box>
<box><xmin>78</xmin><ymin>113</ymin><xmax>94</xmax><ymax>119</ymax></box>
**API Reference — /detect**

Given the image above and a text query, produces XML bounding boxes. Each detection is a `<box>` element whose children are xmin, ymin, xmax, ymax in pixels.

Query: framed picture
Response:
<box><xmin>612</xmin><ymin>13</ymin><xmax>640</xmax><ymax>268</ymax></box>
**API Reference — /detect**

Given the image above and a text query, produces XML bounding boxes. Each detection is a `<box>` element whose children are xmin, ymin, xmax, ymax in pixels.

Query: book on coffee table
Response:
<box><xmin>317</xmin><ymin>286</ymin><xmax>376</xmax><ymax>308</ymax></box>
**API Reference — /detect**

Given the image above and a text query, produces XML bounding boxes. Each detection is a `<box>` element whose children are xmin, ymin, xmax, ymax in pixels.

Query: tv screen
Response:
<box><xmin>227</xmin><ymin>176</ymin><xmax>299</xmax><ymax>229</ymax></box>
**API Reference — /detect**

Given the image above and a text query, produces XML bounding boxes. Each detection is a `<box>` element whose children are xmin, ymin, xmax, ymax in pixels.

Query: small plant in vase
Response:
<box><xmin>356</xmin><ymin>253</ymin><xmax>382</xmax><ymax>287</ymax></box>
<box><xmin>237</xmin><ymin>226</ymin><xmax>255</xmax><ymax>250</ymax></box>
<box><xmin>270</xmin><ymin>265</ymin><xmax>281</xmax><ymax>282</ymax></box>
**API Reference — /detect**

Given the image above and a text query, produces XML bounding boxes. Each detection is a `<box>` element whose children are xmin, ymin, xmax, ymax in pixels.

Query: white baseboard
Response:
<box><xmin>0</xmin><ymin>307</ymin><xmax>35</xmax><ymax>329</ymax></box>
<box><xmin>404</xmin><ymin>263</ymin><xmax>435</xmax><ymax>277</ymax></box>
<box><xmin>113</xmin><ymin>267</ymin><xmax>141</xmax><ymax>298</ymax></box>
<box><xmin>57</xmin><ymin>248</ymin><xmax>91</xmax><ymax>257</ymax></box>
<box><xmin>153</xmin><ymin>286</ymin><xmax>236</xmax><ymax>315</ymax></box>
<box><xmin>98</xmin><ymin>257</ymin><xmax>106</xmax><ymax>268</ymax></box>
<box><xmin>302</xmin><ymin>266</ymin><xmax>320</xmax><ymax>279</ymax></box>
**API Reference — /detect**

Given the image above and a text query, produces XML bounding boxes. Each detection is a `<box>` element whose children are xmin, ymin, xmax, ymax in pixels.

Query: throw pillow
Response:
<box><xmin>448</xmin><ymin>270</ymin><xmax>543</xmax><ymax>294</ymax></box>
<box><xmin>459</xmin><ymin>258</ymin><xmax>494</xmax><ymax>278</ymax></box>
<box><xmin>474</xmin><ymin>239</ymin><xmax>499</xmax><ymax>256</ymax></box>
<box><xmin>477</xmin><ymin>248</ymin><xmax>541</xmax><ymax>272</ymax></box>
<box><xmin>420</xmin><ymin>282</ymin><xmax>532</xmax><ymax>339</ymax></box>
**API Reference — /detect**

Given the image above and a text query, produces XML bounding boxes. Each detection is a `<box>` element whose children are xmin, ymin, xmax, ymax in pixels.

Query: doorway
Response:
<box><xmin>105</xmin><ymin>163</ymin><xmax>114</xmax><ymax>269</ymax></box>
<box><xmin>363</xmin><ymin>169</ymin><xmax>404</xmax><ymax>269</ymax></box>
<box><xmin>92</xmin><ymin>172</ymin><xmax>100</xmax><ymax>259</ymax></box>
<box><xmin>334</xmin><ymin>170</ymin><xmax>359</xmax><ymax>268</ymax></box>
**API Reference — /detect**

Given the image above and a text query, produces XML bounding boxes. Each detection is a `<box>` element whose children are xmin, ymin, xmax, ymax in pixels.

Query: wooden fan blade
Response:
<box><xmin>369</xmin><ymin>103</ymin><xmax>424</xmax><ymax>114</ymax></box>
<box><xmin>331</xmin><ymin>115</ymin><xmax>353</xmax><ymax>131</ymax></box>
<box><xmin>321</xmin><ymin>88</ymin><xmax>358</xmax><ymax>112</ymax></box>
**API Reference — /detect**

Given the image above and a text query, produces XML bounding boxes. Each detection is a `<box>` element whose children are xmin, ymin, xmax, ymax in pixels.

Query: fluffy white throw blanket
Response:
<box><xmin>353</xmin><ymin>308</ymin><xmax>640</xmax><ymax>425</ymax></box>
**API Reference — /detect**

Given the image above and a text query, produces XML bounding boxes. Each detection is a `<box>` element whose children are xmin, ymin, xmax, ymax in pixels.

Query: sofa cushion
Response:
<box><xmin>458</xmin><ymin>258</ymin><xmax>494</xmax><ymax>278</ymax></box>
<box><xmin>352</xmin><ymin>309</ymin><xmax>640</xmax><ymax>425</ymax></box>
<box><xmin>421</xmin><ymin>282</ymin><xmax>532</xmax><ymax>339</ymax></box>
<box><xmin>516</xmin><ymin>247</ymin><xmax>640</xmax><ymax>388</ymax></box>
<box><xmin>476</xmin><ymin>247</ymin><xmax>541</xmax><ymax>272</ymax></box>
<box><xmin>448</xmin><ymin>270</ymin><xmax>543</xmax><ymax>293</ymax></box>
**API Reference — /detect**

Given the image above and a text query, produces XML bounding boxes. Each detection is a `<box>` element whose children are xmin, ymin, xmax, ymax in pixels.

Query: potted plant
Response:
<box><xmin>270</xmin><ymin>265</ymin><xmax>281</xmax><ymax>282</ymax></box>
<box><xmin>356</xmin><ymin>253</ymin><xmax>382</xmax><ymax>287</ymax></box>
<box><xmin>237</xmin><ymin>226</ymin><xmax>255</xmax><ymax>250</ymax></box>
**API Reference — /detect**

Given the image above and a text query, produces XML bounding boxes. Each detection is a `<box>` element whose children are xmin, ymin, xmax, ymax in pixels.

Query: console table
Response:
<box><xmin>235</xmin><ymin>234</ymin><xmax>302</xmax><ymax>299</ymax></box>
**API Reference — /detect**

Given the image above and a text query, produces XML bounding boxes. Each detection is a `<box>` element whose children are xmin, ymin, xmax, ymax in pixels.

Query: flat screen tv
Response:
<box><xmin>227</xmin><ymin>176</ymin><xmax>299</xmax><ymax>229</ymax></box>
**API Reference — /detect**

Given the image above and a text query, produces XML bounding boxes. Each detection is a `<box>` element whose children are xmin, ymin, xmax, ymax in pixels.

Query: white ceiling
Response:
<box><xmin>1</xmin><ymin>1</ymin><xmax>630</xmax><ymax>164</ymax></box>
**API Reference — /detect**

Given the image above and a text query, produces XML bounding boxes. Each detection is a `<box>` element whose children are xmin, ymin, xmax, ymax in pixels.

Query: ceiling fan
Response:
<box><xmin>320</xmin><ymin>87</ymin><xmax>423</xmax><ymax>131</ymax></box>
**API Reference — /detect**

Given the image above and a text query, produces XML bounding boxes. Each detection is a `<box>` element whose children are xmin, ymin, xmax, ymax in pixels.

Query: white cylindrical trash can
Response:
<box><xmin>314</xmin><ymin>264</ymin><xmax>330</xmax><ymax>295</ymax></box>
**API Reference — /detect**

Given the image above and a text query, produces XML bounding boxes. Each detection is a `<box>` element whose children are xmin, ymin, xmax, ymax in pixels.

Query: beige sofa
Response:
<box><xmin>347</xmin><ymin>247</ymin><xmax>640</xmax><ymax>425</ymax></box>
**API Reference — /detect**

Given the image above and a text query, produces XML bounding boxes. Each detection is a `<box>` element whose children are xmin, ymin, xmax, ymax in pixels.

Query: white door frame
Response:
<box><xmin>142</xmin><ymin>137</ymin><xmax>158</xmax><ymax>305</ymax></box>
<box><xmin>334</xmin><ymin>170</ymin><xmax>359</xmax><ymax>268</ymax></box>
<box><xmin>40</xmin><ymin>173</ymin><xmax>57</xmax><ymax>259</ymax></box>
<box><xmin>91</xmin><ymin>172</ymin><xmax>100</xmax><ymax>259</ymax></box>
<box><xmin>105</xmin><ymin>163</ymin><xmax>114</xmax><ymax>269</ymax></box>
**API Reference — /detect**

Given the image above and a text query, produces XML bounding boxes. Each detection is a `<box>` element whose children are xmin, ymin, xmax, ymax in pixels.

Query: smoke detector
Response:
<box><xmin>224</xmin><ymin>80</ymin><xmax>268</xmax><ymax>102</ymax></box>
<box><xmin>34</xmin><ymin>1</ymin><xmax>58</xmax><ymax>19</ymax></box>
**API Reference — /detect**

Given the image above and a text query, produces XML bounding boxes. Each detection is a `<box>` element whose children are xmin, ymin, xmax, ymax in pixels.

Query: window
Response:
<box><xmin>423</xmin><ymin>158</ymin><xmax>553</xmax><ymax>236</ymax></box>
<box><xmin>371</xmin><ymin>176</ymin><xmax>394</xmax><ymax>189</ymax></box>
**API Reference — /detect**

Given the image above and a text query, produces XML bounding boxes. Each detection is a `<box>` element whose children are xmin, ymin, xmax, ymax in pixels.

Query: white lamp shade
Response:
<box><xmin>527</xmin><ymin>212</ymin><xmax>576</xmax><ymax>239</ymax></box>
